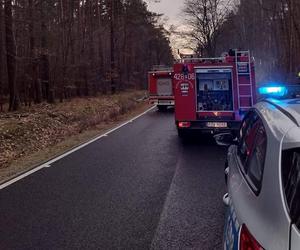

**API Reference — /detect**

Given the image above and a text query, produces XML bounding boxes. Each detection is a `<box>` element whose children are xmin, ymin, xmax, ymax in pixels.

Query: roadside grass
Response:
<box><xmin>0</xmin><ymin>91</ymin><xmax>151</xmax><ymax>183</ymax></box>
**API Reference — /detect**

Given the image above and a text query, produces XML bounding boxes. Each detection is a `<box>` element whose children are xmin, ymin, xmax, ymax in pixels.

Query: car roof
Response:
<box><xmin>253</xmin><ymin>99</ymin><xmax>300</xmax><ymax>143</ymax></box>
<box><xmin>267</xmin><ymin>98</ymin><xmax>300</xmax><ymax>149</ymax></box>
<box><xmin>263</xmin><ymin>98</ymin><xmax>300</xmax><ymax>127</ymax></box>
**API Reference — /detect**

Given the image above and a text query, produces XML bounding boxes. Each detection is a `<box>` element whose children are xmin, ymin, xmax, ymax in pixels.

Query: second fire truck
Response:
<box><xmin>148</xmin><ymin>65</ymin><xmax>174</xmax><ymax>111</ymax></box>
<box><xmin>174</xmin><ymin>50</ymin><xmax>256</xmax><ymax>137</ymax></box>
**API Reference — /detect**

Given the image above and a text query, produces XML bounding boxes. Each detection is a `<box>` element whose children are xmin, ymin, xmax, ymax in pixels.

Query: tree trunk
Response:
<box><xmin>97</xmin><ymin>1</ymin><xmax>105</xmax><ymax>93</ymax></box>
<box><xmin>0</xmin><ymin>3</ymin><xmax>3</xmax><ymax>112</ymax></box>
<box><xmin>28</xmin><ymin>0</ymin><xmax>34</xmax><ymax>80</ymax></box>
<box><xmin>5</xmin><ymin>0</ymin><xmax>19</xmax><ymax>111</ymax></box>
<box><xmin>40</xmin><ymin>0</ymin><xmax>51</xmax><ymax>103</ymax></box>
<box><xmin>110</xmin><ymin>0</ymin><xmax>116</xmax><ymax>94</ymax></box>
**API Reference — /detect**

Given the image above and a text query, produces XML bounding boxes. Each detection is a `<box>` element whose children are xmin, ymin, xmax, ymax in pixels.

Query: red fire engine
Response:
<box><xmin>174</xmin><ymin>50</ymin><xmax>256</xmax><ymax>137</ymax></box>
<box><xmin>148</xmin><ymin>65</ymin><xmax>174</xmax><ymax>111</ymax></box>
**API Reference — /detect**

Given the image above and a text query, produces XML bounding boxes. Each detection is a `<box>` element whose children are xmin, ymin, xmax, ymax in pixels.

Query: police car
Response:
<box><xmin>215</xmin><ymin>85</ymin><xmax>300</xmax><ymax>250</ymax></box>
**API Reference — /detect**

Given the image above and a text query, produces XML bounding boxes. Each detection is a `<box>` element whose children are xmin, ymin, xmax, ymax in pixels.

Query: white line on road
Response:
<box><xmin>0</xmin><ymin>106</ymin><xmax>156</xmax><ymax>190</ymax></box>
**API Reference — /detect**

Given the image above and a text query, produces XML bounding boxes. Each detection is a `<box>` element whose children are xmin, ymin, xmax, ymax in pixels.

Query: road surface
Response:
<box><xmin>0</xmin><ymin>108</ymin><xmax>227</xmax><ymax>250</ymax></box>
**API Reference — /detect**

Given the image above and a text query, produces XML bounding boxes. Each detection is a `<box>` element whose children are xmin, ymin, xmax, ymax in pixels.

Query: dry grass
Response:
<box><xmin>0</xmin><ymin>91</ymin><xmax>150</xmax><ymax>183</ymax></box>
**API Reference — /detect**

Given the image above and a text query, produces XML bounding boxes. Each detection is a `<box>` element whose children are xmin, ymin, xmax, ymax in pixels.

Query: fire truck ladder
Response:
<box><xmin>235</xmin><ymin>50</ymin><xmax>254</xmax><ymax>110</ymax></box>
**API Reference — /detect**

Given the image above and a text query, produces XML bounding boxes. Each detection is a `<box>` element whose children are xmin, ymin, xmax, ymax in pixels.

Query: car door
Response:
<box><xmin>224</xmin><ymin>110</ymin><xmax>267</xmax><ymax>250</ymax></box>
<box><xmin>224</xmin><ymin>111</ymin><xmax>258</xmax><ymax>249</ymax></box>
<box><xmin>281</xmin><ymin>146</ymin><xmax>300</xmax><ymax>250</ymax></box>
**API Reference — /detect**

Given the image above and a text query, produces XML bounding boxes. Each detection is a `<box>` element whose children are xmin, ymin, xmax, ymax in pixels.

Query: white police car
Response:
<box><xmin>216</xmin><ymin>87</ymin><xmax>300</xmax><ymax>249</ymax></box>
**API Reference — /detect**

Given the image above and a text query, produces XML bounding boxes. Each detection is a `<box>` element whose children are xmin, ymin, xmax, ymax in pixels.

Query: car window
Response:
<box><xmin>246</xmin><ymin>122</ymin><xmax>267</xmax><ymax>192</ymax></box>
<box><xmin>237</xmin><ymin>111</ymin><xmax>267</xmax><ymax>194</ymax></box>
<box><xmin>282</xmin><ymin>149</ymin><xmax>300</xmax><ymax>229</ymax></box>
<box><xmin>237</xmin><ymin>111</ymin><xmax>259</xmax><ymax>170</ymax></box>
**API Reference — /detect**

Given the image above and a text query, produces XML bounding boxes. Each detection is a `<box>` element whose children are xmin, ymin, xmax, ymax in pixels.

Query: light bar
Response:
<box><xmin>258</xmin><ymin>86</ymin><xmax>287</xmax><ymax>97</ymax></box>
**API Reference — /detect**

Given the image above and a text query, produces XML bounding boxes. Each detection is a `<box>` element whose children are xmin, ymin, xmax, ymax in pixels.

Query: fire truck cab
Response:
<box><xmin>174</xmin><ymin>50</ymin><xmax>256</xmax><ymax>137</ymax></box>
<box><xmin>148</xmin><ymin>65</ymin><xmax>174</xmax><ymax>111</ymax></box>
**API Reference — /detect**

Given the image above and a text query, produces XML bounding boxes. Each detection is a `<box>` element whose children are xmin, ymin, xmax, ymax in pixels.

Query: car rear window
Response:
<box><xmin>282</xmin><ymin>149</ymin><xmax>300</xmax><ymax>228</ymax></box>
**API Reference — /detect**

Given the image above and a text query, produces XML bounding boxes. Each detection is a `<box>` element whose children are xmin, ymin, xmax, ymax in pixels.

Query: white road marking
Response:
<box><xmin>0</xmin><ymin>106</ymin><xmax>156</xmax><ymax>190</ymax></box>
<box><xmin>0</xmin><ymin>165</ymin><xmax>45</xmax><ymax>190</ymax></box>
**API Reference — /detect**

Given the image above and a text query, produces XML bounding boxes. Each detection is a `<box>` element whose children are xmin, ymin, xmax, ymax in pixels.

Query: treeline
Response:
<box><xmin>0</xmin><ymin>0</ymin><xmax>173</xmax><ymax>111</ymax></box>
<box><xmin>183</xmin><ymin>0</ymin><xmax>300</xmax><ymax>82</ymax></box>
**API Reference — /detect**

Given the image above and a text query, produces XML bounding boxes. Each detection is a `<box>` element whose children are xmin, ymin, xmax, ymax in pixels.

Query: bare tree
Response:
<box><xmin>183</xmin><ymin>0</ymin><xmax>233</xmax><ymax>56</ymax></box>
<box><xmin>39</xmin><ymin>0</ymin><xmax>51</xmax><ymax>103</ymax></box>
<box><xmin>214</xmin><ymin>0</ymin><xmax>300</xmax><ymax>82</ymax></box>
<box><xmin>5</xmin><ymin>0</ymin><xmax>19</xmax><ymax>111</ymax></box>
<box><xmin>0</xmin><ymin>2</ymin><xmax>3</xmax><ymax>111</ymax></box>
<box><xmin>109</xmin><ymin>0</ymin><xmax>116</xmax><ymax>94</ymax></box>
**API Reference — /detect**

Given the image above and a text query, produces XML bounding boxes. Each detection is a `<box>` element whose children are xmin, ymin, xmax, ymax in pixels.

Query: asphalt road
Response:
<box><xmin>0</xmin><ymin>108</ymin><xmax>227</xmax><ymax>250</ymax></box>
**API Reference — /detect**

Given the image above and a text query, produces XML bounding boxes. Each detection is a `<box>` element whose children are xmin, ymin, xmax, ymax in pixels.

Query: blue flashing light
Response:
<box><xmin>258</xmin><ymin>86</ymin><xmax>287</xmax><ymax>97</ymax></box>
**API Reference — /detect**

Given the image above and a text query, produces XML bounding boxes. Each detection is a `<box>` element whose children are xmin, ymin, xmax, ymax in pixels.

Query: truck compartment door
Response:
<box><xmin>157</xmin><ymin>78</ymin><xmax>172</xmax><ymax>96</ymax></box>
<box><xmin>196</xmin><ymin>68</ymin><xmax>233</xmax><ymax>112</ymax></box>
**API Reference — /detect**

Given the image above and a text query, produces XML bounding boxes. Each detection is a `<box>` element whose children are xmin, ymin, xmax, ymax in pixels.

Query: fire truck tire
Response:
<box><xmin>157</xmin><ymin>105</ymin><xmax>167</xmax><ymax>111</ymax></box>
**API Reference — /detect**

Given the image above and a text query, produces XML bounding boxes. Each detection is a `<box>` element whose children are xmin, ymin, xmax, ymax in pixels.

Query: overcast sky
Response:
<box><xmin>146</xmin><ymin>0</ymin><xmax>184</xmax><ymax>25</ymax></box>
<box><xmin>146</xmin><ymin>0</ymin><xmax>192</xmax><ymax>54</ymax></box>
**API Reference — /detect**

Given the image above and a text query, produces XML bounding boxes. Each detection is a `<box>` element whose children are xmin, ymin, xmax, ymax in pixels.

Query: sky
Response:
<box><xmin>146</xmin><ymin>0</ymin><xmax>191</xmax><ymax>54</ymax></box>
<box><xmin>146</xmin><ymin>0</ymin><xmax>184</xmax><ymax>26</ymax></box>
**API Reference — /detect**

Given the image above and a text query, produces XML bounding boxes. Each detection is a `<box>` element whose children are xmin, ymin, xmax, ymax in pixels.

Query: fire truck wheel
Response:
<box><xmin>157</xmin><ymin>105</ymin><xmax>167</xmax><ymax>112</ymax></box>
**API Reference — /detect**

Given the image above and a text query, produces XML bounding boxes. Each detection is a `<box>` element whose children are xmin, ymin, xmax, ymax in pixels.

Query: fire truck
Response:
<box><xmin>174</xmin><ymin>50</ymin><xmax>256</xmax><ymax>137</ymax></box>
<box><xmin>148</xmin><ymin>65</ymin><xmax>174</xmax><ymax>111</ymax></box>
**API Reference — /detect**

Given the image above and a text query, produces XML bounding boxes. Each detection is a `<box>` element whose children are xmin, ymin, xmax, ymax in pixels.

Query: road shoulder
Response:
<box><xmin>0</xmin><ymin>98</ymin><xmax>153</xmax><ymax>184</ymax></box>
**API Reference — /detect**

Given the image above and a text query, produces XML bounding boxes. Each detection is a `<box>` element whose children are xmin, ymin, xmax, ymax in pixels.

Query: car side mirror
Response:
<box><xmin>214</xmin><ymin>133</ymin><xmax>237</xmax><ymax>146</ymax></box>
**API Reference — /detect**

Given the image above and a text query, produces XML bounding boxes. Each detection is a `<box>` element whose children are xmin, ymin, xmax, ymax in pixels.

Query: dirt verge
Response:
<box><xmin>0</xmin><ymin>91</ymin><xmax>151</xmax><ymax>183</ymax></box>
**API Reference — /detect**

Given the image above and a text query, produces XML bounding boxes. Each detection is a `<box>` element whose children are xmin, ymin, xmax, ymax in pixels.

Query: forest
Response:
<box><xmin>182</xmin><ymin>0</ymin><xmax>300</xmax><ymax>82</ymax></box>
<box><xmin>0</xmin><ymin>0</ymin><xmax>173</xmax><ymax>111</ymax></box>
<box><xmin>1</xmin><ymin>0</ymin><xmax>300</xmax><ymax>112</ymax></box>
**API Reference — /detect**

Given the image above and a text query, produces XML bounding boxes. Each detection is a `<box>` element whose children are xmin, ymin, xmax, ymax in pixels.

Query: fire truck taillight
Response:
<box><xmin>240</xmin><ymin>224</ymin><xmax>264</xmax><ymax>250</ymax></box>
<box><xmin>178</xmin><ymin>121</ymin><xmax>191</xmax><ymax>128</ymax></box>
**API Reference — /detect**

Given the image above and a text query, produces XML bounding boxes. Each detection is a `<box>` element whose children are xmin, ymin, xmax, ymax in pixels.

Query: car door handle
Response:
<box><xmin>224</xmin><ymin>166</ymin><xmax>229</xmax><ymax>185</ymax></box>
<box><xmin>223</xmin><ymin>193</ymin><xmax>230</xmax><ymax>206</ymax></box>
<box><xmin>225</xmin><ymin>167</ymin><xmax>229</xmax><ymax>176</ymax></box>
